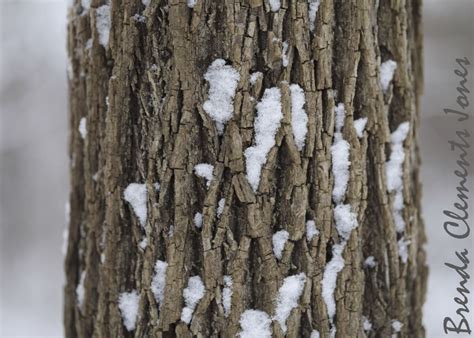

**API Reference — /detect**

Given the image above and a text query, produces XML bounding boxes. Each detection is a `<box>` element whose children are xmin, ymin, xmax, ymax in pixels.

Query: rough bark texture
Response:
<box><xmin>64</xmin><ymin>0</ymin><xmax>427</xmax><ymax>337</ymax></box>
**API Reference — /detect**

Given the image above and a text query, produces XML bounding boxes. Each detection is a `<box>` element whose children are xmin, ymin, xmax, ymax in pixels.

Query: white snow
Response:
<box><xmin>290</xmin><ymin>84</ymin><xmax>308</xmax><ymax>151</ymax></box>
<box><xmin>273</xmin><ymin>273</ymin><xmax>306</xmax><ymax>333</ymax></box>
<box><xmin>78</xmin><ymin>117</ymin><xmax>87</xmax><ymax>139</ymax></box>
<box><xmin>217</xmin><ymin>198</ymin><xmax>225</xmax><ymax>218</ymax></box>
<box><xmin>331</xmin><ymin>103</ymin><xmax>351</xmax><ymax>204</ymax></box>
<box><xmin>392</xmin><ymin>319</ymin><xmax>403</xmax><ymax>332</ymax></box>
<box><xmin>187</xmin><ymin>0</ymin><xmax>197</xmax><ymax>8</ymax></box>
<box><xmin>386</xmin><ymin>122</ymin><xmax>410</xmax><ymax>192</ymax></box>
<box><xmin>118</xmin><ymin>290</ymin><xmax>140</xmax><ymax>331</ymax></box>
<box><xmin>132</xmin><ymin>14</ymin><xmax>146</xmax><ymax>23</ymax></box>
<box><xmin>308</xmin><ymin>0</ymin><xmax>320</xmax><ymax>31</ymax></box>
<box><xmin>272</xmin><ymin>230</ymin><xmax>289</xmax><ymax>260</ymax></box>
<box><xmin>203</xmin><ymin>59</ymin><xmax>240</xmax><ymax>134</ymax></box>
<box><xmin>85</xmin><ymin>38</ymin><xmax>92</xmax><ymax>50</ymax></box>
<box><xmin>398</xmin><ymin>237</ymin><xmax>410</xmax><ymax>263</ymax></box>
<box><xmin>282</xmin><ymin>41</ymin><xmax>289</xmax><ymax>67</ymax></box>
<box><xmin>222</xmin><ymin>275</ymin><xmax>233</xmax><ymax>317</ymax></box>
<box><xmin>139</xmin><ymin>237</ymin><xmax>148</xmax><ymax>250</ymax></box>
<box><xmin>238</xmin><ymin>309</ymin><xmax>272</xmax><ymax>338</ymax></box>
<box><xmin>354</xmin><ymin>117</ymin><xmax>368</xmax><ymax>138</ymax></box>
<box><xmin>142</xmin><ymin>0</ymin><xmax>150</xmax><ymax>6</ymax></box>
<box><xmin>194</xmin><ymin>163</ymin><xmax>214</xmax><ymax>188</ymax></box>
<box><xmin>269</xmin><ymin>0</ymin><xmax>281</xmax><ymax>12</ymax></box>
<box><xmin>363</xmin><ymin>256</ymin><xmax>376</xmax><ymax>268</ymax></box>
<box><xmin>193</xmin><ymin>212</ymin><xmax>203</xmax><ymax>229</ymax></box>
<box><xmin>363</xmin><ymin>316</ymin><xmax>373</xmax><ymax>331</ymax></box>
<box><xmin>386</xmin><ymin>122</ymin><xmax>410</xmax><ymax>232</ymax></box>
<box><xmin>181</xmin><ymin>276</ymin><xmax>205</xmax><ymax>324</ymax></box>
<box><xmin>123</xmin><ymin>183</ymin><xmax>148</xmax><ymax>227</ymax></box>
<box><xmin>321</xmin><ymin>242</ymin><xmax>345</xmax><ymax>322</ymax></box>
<box><xmin>250</xmin><ymin>71</ymin><xmax>262</xmax><ymax>85</ymax></box>
<box><xmin>76</xmin><ymin>270</ymin><xmax>86</xmax><ymax>308</ymax></box>
<box><xmin>151</xmin><ymin>260</ymin><xmax>168</xmax><ymax>308</ymax></box>
<box><xmin>96</xmin><ymin>5</ymin><xmax>111</xmax><ymax>47</ymax></box>
<box><xmin>168</xmin><ymin>225</ymin><xmax>174</xmax><ymax>238</ymax></box>
<box><xmin>334</xmin><ymin>102</ymin><xmax>345</xmax><ymax>132</ymax></box>
<box><xmin>380</xmin><ymin>60</ymin><xmax>397</xmax><ymax>92</ymax></box>
<box><xmin>311</xmin><ymin>330</ymin><xmax>320</xmax><ymax>338</ymax></box>
<box><xmin>81</xmin><ymin>0</ymin><xmax>90</xmax><ymax>11</ymax></box>
<box><xmin>333</xmin><ymin>204</ymin><xmax>358</xmax><ymax>240</ymax></box>
<box><xmin>306</xmin><ymin>220</ymin><xmax>319</xmax><ymax>242</ymax></box>
<box><xmin>244</xmin><ymin>87</ymin><xmax>283</xmax><ymax>192</ymax></box>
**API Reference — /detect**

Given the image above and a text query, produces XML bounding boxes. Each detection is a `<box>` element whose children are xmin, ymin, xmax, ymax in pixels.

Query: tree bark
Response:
<box><xmin>64</xmin><ymin>0</ymin><xmax>427</xmax><ymax>337</ymax></box>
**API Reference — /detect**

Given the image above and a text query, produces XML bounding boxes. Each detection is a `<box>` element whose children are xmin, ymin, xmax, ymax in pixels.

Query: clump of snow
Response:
<box><xmin>250</xmin><ymin>71</ymin><xmax>262</xmax><ymax>85</ymax></box>
<box><xmin>272</xmin><ymin>230</ymin><xmax>289</xmax><ymax>260</ymax></box>
<box><xmin>398</xmin><ymin>237</ymin><xmax>410</xmax><ymax>263</ymax></box>
<box><xmin>282</xmin><ymin>41</ymin><xmax>289</xmax><ymax>67</ymax></box>
<box><xmin>79</xmin><ymin>117</ymin><xmax>87</xmax><ymax>139</ymax></box>
<box><xmin>331</xmin><ymin>103</ymin><xmax>351</xmax><ymax>204</ymax></box>
<box><xmin>203</xmin><ymin>59</ymin><xmax>240</xmax><ymax>134</ymax></box>
<box><xmin>321</xmin><ymin>243</ymin><xmax>345</xmax><ymax>321</ymax></box>
<box><xmin>76</xmin><ymin>270</ymin><xmax>86</xmax><ymax>308</ymax></box>
<box><xmin>334</xmin><ymin>102</ymin><xmax>345</xmax><ymax>131</ymax></box>
<box><xmin>290</xmin><ymin>84</ymin><xmax>308</xmax><ymax>151</ymax></box>
<box><xmin>222</xmin><ymin>275</ymin><xmax>233</xmax><ymax>317</ymax></box>
<box><xmin>308</xmin><ymin>0</ymin><xmax>320</xmax><ymax>31</ymax></box>
<box><xmin>168</xmin><ymin>225</ymin><xmax>174</xmax><ymax>238</ymax></box>
<box><xmin>139</xmin><ymin>237</ymin><xmax>148</xmax><ymax>250</ymax></box>
<box><xmin>194</xmin><ymin>163</ymin><xmax>214</xmax><ymax>188</ymax></box>
<box><xmin>118</xmin><ymin>290</ymin><xmax>140</xmax><ymax>331</ymax></box>
<box><xmin>354</xmin><ymin>117</ymin><xmax>368</xmax><ymax>138</ymax></box>
<box><xmin>181</xmin><ymin>276</ymin><xmax>205</xmax><ymax>324</ymax></box>
<box><xmin>363</xmin><ymin>256</ymin><xmax>376</xmax><ymax>268</ymax></box>
<box><xmin>142</xmin><ymin>0</ymin><xmax>150</xmax><ymax>6</ymax></box>
<box><xmin>123</xmin><ymin>183</ymin><xmax>148</xmax><ymax>227</ymax></box>
<box><xmin>132</xmin><ymin>14</ymin><xmax>146</xmax><ymax>23</ymax></box>
<box><xmin>217</xmin><ymin>198</ymin><xmax>225</xmax><ymax>218</ymax></box>
<box><xmin>273</xmin><ymin>273</ymin><xmax>306</xmax><ymax>333</ymax></box>
<box><xmin>96</xmin><ymin>5</ymin><xmax>111</xmax><ymax>47</ymax></box>
<box><xmin>386</xmin><ymin>122</ymin><xmax>410</xmax><ymax>192</ymax></box>
<box><xmin>187</xmin><ymin>0</ymin><xmax>197</xmax><ymax>8</ymax></box>
<box><xmin>244</xmin><ymin>87</ymin><xmax>283</xmax><ymax>192</ymax></box>
<box><xmin>363</xmin><ymin>316</ymin><xmax>373</xmax><ymax>331</ymax></box>
<box><xmin>392</xmin><ymin>319</ymin><xmax>403</xmax><ymax>332</ymax></box>
<box><xmin>311</xmin><ymin>330</ymin><xmax>320</xmax><ymax>338</ymax></box>
<box><xmin>333</xmin><ymin>204</ymin><xmax>358</xmax><ymax>240</ymax></box>
<box><xmin>81</xmin><ymin>0</ymin><xmax>90</xmax><ymax>11</ymax></box>
<box><xmin>194</xmin><ymin>212</ymin><xmax>203</xmax><ymax>229</ymax></box>
<box><xmin>238</xmin><ymin>310</ymin><xmax>272</xmax><ymax>338</ymax></box>
<box><xmin>306</xmin><ymin>220</ymin><xmax>319</xmax><ymax>242</ymax></box>
<box><xmin>386</xmin><ymin>122</ymin><xmax>410</xmax><ymax>232</ymax></box>
<box><xmin>151</xmin><ymin>260</ymin><xmax>168</xmax><ymax>308</ymax></box>
<box><xmin>269</xmin><ymin>0</ymin><xmax>281</xmax><ymax>12</ymax></box>
<box><xmin>380</xmin><ymin>60</ymin><xmax>397</xmax><ymax>92</ymax></box>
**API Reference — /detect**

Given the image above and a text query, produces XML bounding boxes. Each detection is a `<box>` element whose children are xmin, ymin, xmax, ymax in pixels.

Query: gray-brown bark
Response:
<box><xmin>64</xmin><ymin>0</ymin><xmax>427</xmax><ymax>337</ymax></box>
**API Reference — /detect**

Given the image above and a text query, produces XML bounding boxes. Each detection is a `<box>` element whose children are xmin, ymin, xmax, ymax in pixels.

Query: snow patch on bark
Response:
<box><xmin>272</xmin><ymin>230</ymin><xmax>289</xmax><ymax>260</ymax></box>
<box><xmin>238</xmin><ymin>309</ymin><xmax>272</xmax><ymax>338</ymax></box>
<box><xmin>244</xmin><ymin>87</ymin><xmax>283</xmax><ymax>192</ymax></box>
<box><xmin>273</xmin><ymin>273</ymin><xmax>306</xmax><ymax>333</ymax></box>
<box><xmin>203</xmin><ymin>59</ymin><xmax>240</xmax><ymax>134</ymax></box>
<box><xmin>118</xmin><ymin>290</ymin><xmax>140</xmax><ymax>331</ymax></box>
<box><xmin>181</xmin><ymin>276</ymin><xmax>205</xmax><ymax>324</ymax></box>
<box><xmin>290</xmin><ymin>84</ymin><xmax>308</xmax><ymax>151</ymax></box>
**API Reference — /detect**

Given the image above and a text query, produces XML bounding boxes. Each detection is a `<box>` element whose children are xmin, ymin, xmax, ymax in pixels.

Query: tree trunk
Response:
<box><xmin>64</xmin><ymin>0</ymin><xmax>427</xmax><ymax>337</ymax></box>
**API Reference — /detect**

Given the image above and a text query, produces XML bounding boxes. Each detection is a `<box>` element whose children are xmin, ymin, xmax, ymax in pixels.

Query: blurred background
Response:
<box><xmin>0</xmin><ymin>0</ymin><xmax>472</xmax><ymax>337</ymax></box>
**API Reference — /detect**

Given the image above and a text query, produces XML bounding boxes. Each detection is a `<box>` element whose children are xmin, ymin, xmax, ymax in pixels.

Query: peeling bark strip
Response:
<box><xmin>65</xmin><ymin>0</ymin><xmax>427</xmax><ymax>337</ymax></box>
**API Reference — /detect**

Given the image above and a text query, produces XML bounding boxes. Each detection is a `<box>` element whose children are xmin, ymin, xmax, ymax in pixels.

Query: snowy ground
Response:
<box><xmin>0</xmin><ymin>0</ymin><xmax>472</xmax><ymax>337</ymax></box>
